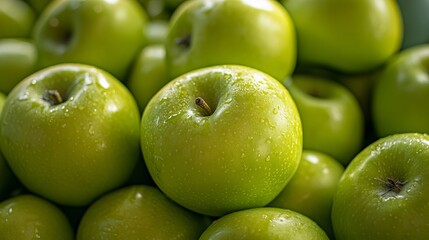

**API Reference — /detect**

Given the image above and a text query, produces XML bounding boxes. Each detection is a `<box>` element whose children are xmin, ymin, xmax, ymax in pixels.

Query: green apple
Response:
<box><xmin>332</xmin><ymin>133</ymin><xmax>429</xmax><ymax>240</ymax></box>
<box><xmin>397</xmin><ymin>0</ymin><xmax>429</xmax><ymax>49</ymax></box>
<box><xmin>33</xmin><ymin>0</ymin><xmax>148</xmax><ymax>80</ymax></box>
<box><xmin>166</xmin><ymin>0</ymin><xmax>296</xmax><ymax>81</ymax></box>
<box><xmin>285</xmin><ymin>74</ymin><xmax>364</xmax><ymax>166</ymax></box>
<box><xmin>138</xmin><ymin>0</ymin><xmax>169</xmax><ymax>20</ymax></box>
<box><xmin>127</xmin><ymin>44</ymin><xmax>169</xmax><ymax>112</ymax></box>
<box><xmin>77</xmin><ymin>185</ymin><xmax>212</xmax><ymax>239</ymax></box>
<box><xmin>199</xmin><ymin>207</ymin><xmax>329</xmax><ymax>239</ymax></box>
<box><xmin>283</xmin><ymin>0</ymin><xmax>402</xmax><ymax>73</ymax></box>
<box><xmin>0</xmin><ymin>194</ymin><xmax>74</xmax><ymax>239</ymax></box>
<box><xmin>0</xmin><ymin>63</ymin><xmax>141</xmax><ymax>206</ymax></box>
<box><xmin>0</xmin><ymin>91</ymin><xmax>19</xmax><ymax>201</ymax></box>
<box><xmin>0</xmin><ymin>0</ymin><xmax>35</xmax><ymax>38</ymax></box>
<box><xmin>141</xmin><ymin>65</ymin><xmax>302</xmax><ymax>216</ymax></box>
<box><xmin>0</xmin><ymin>38</ymin><xmax>37</xmax><ymax>94</ymax></box>
<box><xmin>268</xmin><ymin>150</ymin><xmax>344</xmax><ymax>239</ymax></box>
<box><xmin>372</xmin><ymin>44</ymin><xmax>429</xmax><ymax>137</ymax></box>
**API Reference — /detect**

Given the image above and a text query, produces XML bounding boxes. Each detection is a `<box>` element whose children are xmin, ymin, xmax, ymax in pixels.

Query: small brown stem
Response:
<box><xmin>195</xmin><ymin>97</ymin><xmax>212</xmax><ymax>116</ymax></box>
<box><xmin>42</xmin><ymin>89</ymin><xmax>63</xmax><ymax>105</ymax></box>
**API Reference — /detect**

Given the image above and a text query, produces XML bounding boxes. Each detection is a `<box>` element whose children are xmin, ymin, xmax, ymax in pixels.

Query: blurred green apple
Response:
<box><xmin>0</xmin><ymin>194</ymin><xmax>74</xmax><ymax>239</ymax></box>
<box><xmin>332</xmin><ymin>133</ymin><xmax>429</xmax><ymax>240</ymax></box>
<box><xmin>77</xmin><ymin>185</ymin><xmax>211</xmax><ymax>239</ymax></box>
<box><xmin>283</xmin><ymin>0</ymin><xmax>402</xmax><ymax>73</ymax></box>
<box><xmin>372</xmin><ymin>44</ymin><xmax>429</xmax><ymax>137</ymax></box>
<box><xmin>397</xmin><ymin>0</ymin><xmax>429</xmax><ymax>49</ymax></box>
<box><xmin>285</xmin><ymin>74</ymin><xmax>364</xmax><ymax>166</ymax></box>
<box><xmin>0</xmin><ymin>63</ymin><xmax>141</xmax><ymax>206</ymax></box>
<box><xmin>141</xmin><ymin>65</ymin><xmax>302</xmax><ymax>216</ymax></box>
<box><xmin>199</xmin><ymin>207</ymin><xmax>329</xmax><ymax>239</ymax></box>
<box><xmin>127</xmin><ymin>44</ymin><xmax>168</xmax><ymax>112</ymax></box>
<box><xmin>33</xmin><ymin>0</ymin><xmax>148</xmax><ymax>80</ymax></box>
<box><xmin>0</xmin><ymin>0</ymin><xmax>35</xmax><ymax>38</ymax></box>
<box><xmin>268</xmin><ymin>150</ymin><xmax>344</xmax><ymax>238</ymax></box>
<box><xmin>0</xmin><ymin>38</ymin><xmax>37</xmax><ymax>94</ymax></box>
<box><xmin>145</xmin><ymin>20</ymin><xmax>169</xmax><ymax>45</ymax></box>
<box><xmin>166</xmin><ymin>0</ymin><xmax>296</xmax><ymax>81</ymax></box>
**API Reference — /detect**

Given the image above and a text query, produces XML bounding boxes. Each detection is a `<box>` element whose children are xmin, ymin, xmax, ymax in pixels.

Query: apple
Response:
<box><xmin>372</xmin><ymin>44</ymin><xmax>429</xmax><ymax>137</ymax></box>
<box><xmin>138</xmin><ymin>0</ymin><xmax>169</xmax><ymax>20</ymax></box>
<box><xmin>0</xmin><ymin>63</ymin><xmax>141</xmax><ymax>206</ymax></box>
<box><xmin>145</xmin><ymin>19</ymin><xmax>169</xmax><ymax>45</ymax></box>
<box><xmin>284</xmin><ymin>74</ymin><xmax>365</xmax><ymax>166</ymax></box>
<box><xmin>77</xmin><ymin>185</ymin><xmax>212</xmax><ymax>239</ymax></box>
<box><xmin>166</xmin><ymin>0</ymin><xmax>296</xmax><ymax>81</ymax></box>
<box><xmin>199</xmin><ymin>207</ymin><xmax>329</xmax><ymax>239</ymax></box>
<box><xmin>283</xmin><ymin>0</ymin><xmax>402</xmax><ymax>74</ymax></box>
<box><xmin>141</xmin><ymin>65</ymin><xmax>303</xmax><ymax>216</ymax></box>
<box><xmin>33</xmin><ymin>0</ymin><xmax>148</xmax><ymax>81</ymax></box>
<box><xmin>0</xmin><ymin>0</ymin><xmax>35</xmax><ymax>38</ymax></box>
<box><xmin>0</xmin><ymin>194</ymin><xmax>74</xmax><ymax>239</ymax></box>
<box><xmin>268</xmin><ymin>150</ymin><xmax>344</xmax><ymax>238</ymax></box>
<box><xmin>397</xmin><ymin>0</ymin><xmax>429</xmax><ymax>49</ymax></box>
<box><xmin>332</xmin><ymin>133</ymin><xmax>429</xmax><ymax>239</ymax></box>
<box><xmin>127</xmin><ymin>44</ymin><xmax>169</xmax><ymax>112</ymax></box>
<box><xmin>0</xmin><ymin>38</ymin><xmax>38</xmax><ymax>94</ymax></box>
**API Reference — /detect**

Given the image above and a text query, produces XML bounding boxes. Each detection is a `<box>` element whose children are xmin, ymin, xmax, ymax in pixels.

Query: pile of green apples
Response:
<box><xmin>1</xmin><ymin>0</ymin><xmax>429</xmax><ymax>239</ymax></box>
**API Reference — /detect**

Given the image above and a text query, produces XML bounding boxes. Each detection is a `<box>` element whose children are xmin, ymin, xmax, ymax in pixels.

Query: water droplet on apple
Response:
<box><xmin>89</xmin><ymin>125</ymin><xmax>95</xmax><ymax>135</ymax></box>
<box><xmin>265</xmin><ymin>156</ymin><xmax>271</xmax><ymax>162</ymax></box>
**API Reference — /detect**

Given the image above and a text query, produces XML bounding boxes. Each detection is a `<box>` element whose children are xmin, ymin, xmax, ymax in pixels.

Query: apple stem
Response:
<box><xmin>195</xmin><ymin>97</ymin><xmax>212</xmax><ymax>116</ymax></box>
<box><xmin>42</xmin><ymin>89</ymin><xmax>64</xmax><ymax>105</ymax></box>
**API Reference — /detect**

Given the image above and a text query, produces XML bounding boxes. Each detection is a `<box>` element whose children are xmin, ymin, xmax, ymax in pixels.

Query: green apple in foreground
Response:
<box><xmin>0</xmin><ymin>0</ymin><xmax>35</xmax><ymax>38</ymax></box>
<box><xmin>0</xmin><ymin>63</ymin><xmax>141</xmax><ymax>206</ymax></box>
<box><xmin>33</xmin><ymin>0</ymin><xmax>148</xmax><ymax>80</ymax></box>
<box><xmin>0</xmin><ymin>38</ymin><xmax>37</xmax><ymax>94</ymax></box>
<box><xmin>166</xmin><ymin>0</ymin><xmax>296</xmax><ymax>81</ymax></box>
<box><xmin>199</xmin><ymin>207</ymin><xmax>329</xmax><ymax>239</ymax></box>
<box><xmin>268</xmin><ymin>150</ymin><xmax>344</xmax><ymax>238</ymax></box>
<box><xmin>77</xmin><ymin>185</ymin><xmax>211</xmax><ymax>239</ymax></box>
<box><xmin>332</xmin><ymin>133</ymin><xmax>429</xmax><ymax>240</ymax></box>
<box><xmin>141</xmin><ymin>65</ymin><xmax>302</xmax><ymax>216</ymax></box>
<box><xmin>283</xmin><ymin>0</ymin><xmax>402</xmax><ymax>73</ymax></box>
<box><xmin>127</xmin><ymin>44</ymin><xmax>169</xmax><ymax>112</ymax></box>
<box><xmin>0</xmin><ymin>194</ymin><xmax>74</xmax><ymax>240</ymax></box>
<box><xmin>372</xmin><ymin>44</ymin><xmax>429</xmax><ymax>137</ymax></box>
<box><xmin>285</xmin><ymin>74</ymin><xmax>364</xmax><ymax>166</ymax></box>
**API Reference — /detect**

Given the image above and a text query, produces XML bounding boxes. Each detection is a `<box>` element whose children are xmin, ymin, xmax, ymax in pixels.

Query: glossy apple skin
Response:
<box><xmin>285</xmin><ymin>74</ymin><xmax>364</xmax><ymax>166</ymax></box>
<box><xmin>0</xmin><ymin>0</ymin><xmax>35</xmax><ymax>38</ymax></box>
<box><xmin>397</xmin><ymin>0</ymin><xmax>429</xmax><ymax>49</ymax></box>
<box><xmin>0</xmin><ymin>39</ymin><xmax>37</xmax><ymax>94</ymax></box>
<box><xmin>0</xmin><ymin>64</ymin><xmax>141</xmax><ymax>206</ymax></box>
<box><xmin>141</xmin><ymin>65</ymin><xmax>302</xmax><ymax>216</ymax></box>
<box><xmin>77</xmin><ymin>185</ymin><xmax>211</xmax><ymax>239</ymax></box>
<box><xmin>127</xmin><ymin>44</ymin><xmax>169</xmax><ymax>113</ymax></box>
<box><xmin>199</xmin><ymin>207</ymin><xmax>329</xmax><ymax>239</ymax></box>
<box><xmin>268</xmin><ymin>150</ymin><xmax>344</xmax><ymax>238</ymax></box>
<box><xmin>332</xmin><ymin>133</ymin><xmax>429</xmax><ymax>240</ymax></box>
<box><xmin>166</xmin><ymin>0</ymin><xmax>296</xmax><ymax>81</ymax></box>
<box><xmin>0</xmin><ymin>194</ymin><xmax>74</xmax><ymax>240</ymax></box>
<box><xmin>283</xmin><ymin>0</ymin><xmax>402</xmax><ymax>73</ymax></box>
<box><xmin>33</xmin><ymin>0</ymin><xmax>148</xmax><ymax>80</ymax></box>
<box><xmin>372</xmin><ymin>44</ymin><xmax>429</xmax><ymax>137</ymax></box>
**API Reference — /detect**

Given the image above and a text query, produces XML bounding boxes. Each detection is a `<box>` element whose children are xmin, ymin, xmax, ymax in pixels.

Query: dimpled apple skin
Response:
<box><xmin>77</xmin><ymin>185</ymin><xmax>211</xmax><ymax>240</ymax></box>
<box><xmin>332</xmin><ymin>133</ymin><xmax>429</xmax><ymax>240</ymax></box>
<box><xmin>141</xmin><ymin>65</ymin><xmax>302</xmax><ymax>217</ymax></box>
<box><xmin>0</xmin><ymin>63</ymin><xmax>141</xmax><ymax>207</ymax></box>
<box><xmin>199</xmin><ymin>207</ymin><xmax>329</xmax><ymax>240</ymax></box>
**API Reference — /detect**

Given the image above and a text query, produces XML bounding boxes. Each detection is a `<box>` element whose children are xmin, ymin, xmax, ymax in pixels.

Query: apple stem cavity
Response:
<box><xmin>42</xmin><ymin>89</ymin><xmax>64</xmax><ymax>106</ymax></box>
<box><xmin>375</xmin><ymin>177</ymin><xmax>407</xmax><ymax>195</ymax></box>
<box><xmin>176</xmin><ymin>33</ymin><xmax>191</xmax><ymax>49</ymax></box>
<box><xmin>195</xmin><ymin>97</ymin><xmax>212</xmax><ymax>116</ymax></box>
